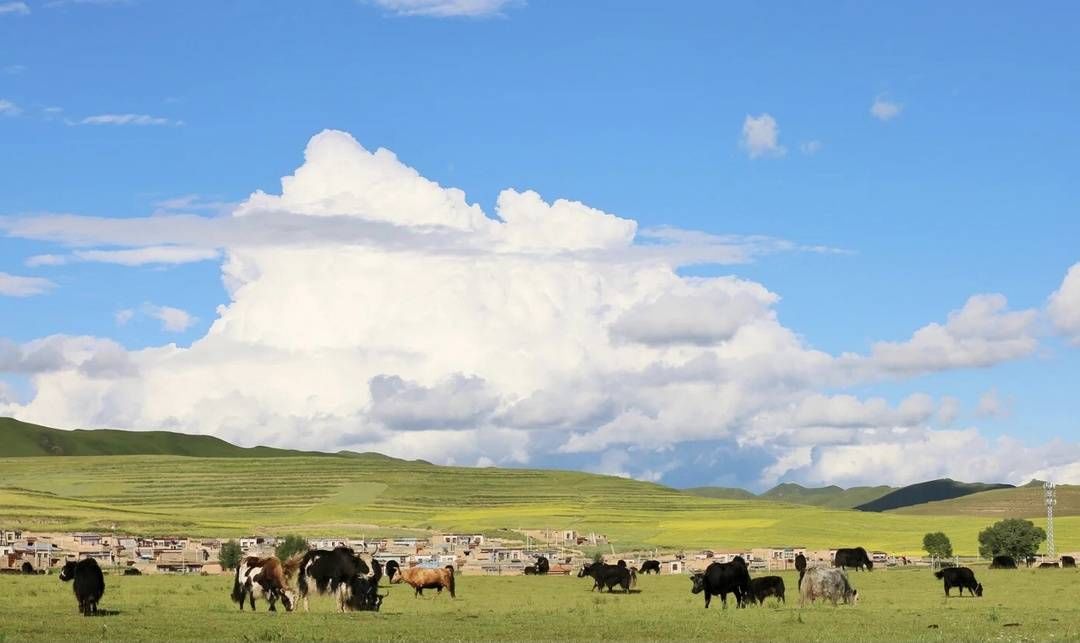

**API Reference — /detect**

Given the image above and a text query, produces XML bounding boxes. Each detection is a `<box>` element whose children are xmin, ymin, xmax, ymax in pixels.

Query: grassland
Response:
<box><xmin>1</xmin><ymin>566</ymin><xmax>1078</xmax><ymax>641</ymax></box>
<box><xmin>2</xmin><ymin>454</ymin><xmax>1076</xmax><ymax>554</ymax></box>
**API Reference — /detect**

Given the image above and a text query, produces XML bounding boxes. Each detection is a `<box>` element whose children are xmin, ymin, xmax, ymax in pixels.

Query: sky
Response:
<box><xmin>2</xmin><ymin>0</ymin><xmax>1079</xmax><ymax>490</ymax></box>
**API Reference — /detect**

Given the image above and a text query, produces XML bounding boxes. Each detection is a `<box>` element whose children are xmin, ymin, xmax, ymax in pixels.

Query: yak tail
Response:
<box><xmin>448</xmin><ymin>568</ymin><xmax>456</xmax><ymax>598</ymax></box>
<box><xmin>933</xmin><ymin>570</ymin><xmax>945</xmax><ymax>579</ymax></box>
<box><xmin>629</xmin><ymin>568</ymin><xmax>637</xmax><ymax>588</ymax></box>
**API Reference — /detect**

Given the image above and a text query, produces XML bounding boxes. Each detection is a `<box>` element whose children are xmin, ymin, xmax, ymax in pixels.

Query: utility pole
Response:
<box><xmin>1045</xmin><ymin>481</ymin><xmax>1057</xmax><ymax>559</ymax></box>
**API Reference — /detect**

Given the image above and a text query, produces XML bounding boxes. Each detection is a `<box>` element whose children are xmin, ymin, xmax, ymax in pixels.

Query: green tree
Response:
<box><xmin>922</xmin><ymin>531</ymin><xmax>953</xmax><ymax>558</ymax></box>
<box><xmin>275</xmin><ymin>534</ymin><xmax>308</xmax><ymax>561</ymax></box>
<box><xmin>978</xmin><ymin>518</ymin><xmax>1046</xmax><ymax>560</ymax></box>
<box><xmin>219</xmin><ymin>540</ymin><xmax>243</xmax><ymax>570</ymax></box>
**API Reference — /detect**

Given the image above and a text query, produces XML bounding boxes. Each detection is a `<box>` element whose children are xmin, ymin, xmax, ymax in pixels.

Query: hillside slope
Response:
<box><xmin>681</xmin><ymin>486</ymin><xmax>757</xmax><ymax>500</ymax></box>
<box><xmin>854</xmin><ymin>479</ymin><xmax>1014</xmax><ymax>512</ymax></box>
<box><xmin>759</xmin><ymin>483</ymin><xmax>895</xmax><ymax>509</ymax></box>
<box><xmin>890</xmin><ymin>484</ymin><xmax>1080</xmax><ymax>518</ymax></box>
<box><xmin>0</xmin><ymin>417</ymin><xmax>390</xmax><ymax>460</ymax></box>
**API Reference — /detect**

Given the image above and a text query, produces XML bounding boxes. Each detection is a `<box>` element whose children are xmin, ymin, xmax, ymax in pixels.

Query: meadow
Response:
<box><xmin>1</xmin><ymin>455</ymin><xmax>1076</xmax><ymax>554</ymax></box>
<box><xmin>1</xmin><ymin>566</ymin><xmax>1078</xmax><ymax>641</ymax></box>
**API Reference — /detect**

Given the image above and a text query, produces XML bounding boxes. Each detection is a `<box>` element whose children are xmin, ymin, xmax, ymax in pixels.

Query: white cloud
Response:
<box><xmin>975</xmin><ymin>388</ymin><xmax>1010</xmax><ymax>419</ymax></box>
<box><xmin>0</xmin><ymin>272</ymin><xmax>55</xmax><ymax>297</ymax></box>
<box><xmin>937</xmin><ymin>396</ymin><xmax>960</xmax><ymax>425</ymax></box>
<box><xmin>799</xmin><ymin>140</ymin><xmax>822</xmax><ymax>155</ymax></box>
<box><xmin>866</xmin><ymin>294</ymin><xmax>1037</xmax><ymax>375</ymax></box>
<box><xmin>28</xmin><ymin>246</ymin><xmax>219</xmax><ymax>267</ymax></box>
<box><xmin>2</xmin><ymin>129</ymin><xmax>1071</xmax><ymax>487</ymax></box>
<box><xmin>0</xmin><ymin>2</ymin><xmax>29</xmax><ymax>15</ymax></box>
<box><xmin>740</xmin><ymin>113</ymin><xmax>786</xmax><ymax>159</ymax></box>
<box><xmin>870</xmin><ymin>96</ymin><xmax>902</xmax><ymax>121</ymax></box>
<box><xmin>368</xmin><ymin>0</ymin><xmax>519</xmax><ymax>17</ymax></box>
<box><xmin>76</xmin><ymin>113</ymin><xmax>182</xmax><ymax>127</ymax></box>
<box><xmin>0</xmin><ymin>99</ymin><xmax>20</xmax><ymax>116</ymax></box>
<box><xmin>1048</xmin><ymin>262</ymin><xmax>1080</xmax><ymax>345</ymax></box>
<box><xmin>142</xmin><ymin>304</ymin><xmax>196</xmax><ymax>332</ymax></box>
<box><xmin>115</xmin><ymin>309</ymin><xmax>135</xmax><ymax>326</ymax></box>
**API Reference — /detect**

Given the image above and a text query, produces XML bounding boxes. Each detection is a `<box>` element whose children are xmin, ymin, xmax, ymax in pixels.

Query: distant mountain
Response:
<box><xmin>682</xmin><ymin>483</ymin><xmax>894</xmax><ymax>508</ymax></box>
<box><xmin>682</xmin><ymin>486</ymin><xmax>757</xmax><ymax>501</ymax></box>
<box><xmin>760</xmin><ymin>483</ymin><xmax>896</xmax><ymax>509</ymax></box>
<box><xmin>0</xmin><ymin>417</ymin><xmax>397</xmax><ymax>460</ymax></box>
<box><xmin>854</xmin><ymin>478</ymin><xmax>1014</xmax><ymax>512</ymax></box>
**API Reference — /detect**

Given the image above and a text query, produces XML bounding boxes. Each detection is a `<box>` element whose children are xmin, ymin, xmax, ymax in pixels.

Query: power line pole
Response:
<box><xmin>1045</xmin><ymin>481</ymin><xmax>1056</xmax><ymax>559</ymax></box>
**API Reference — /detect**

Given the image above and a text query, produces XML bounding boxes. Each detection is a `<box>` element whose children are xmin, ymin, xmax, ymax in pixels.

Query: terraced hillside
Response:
<box><xmin>890</xmin><ymin>483</ymin><xmax>1080</xmax><ymax>517</ymax></box>
<box><xmin>3</xmin><ymin>454</ymin><xmax>1080</xmax><ymax>554</ymax></box>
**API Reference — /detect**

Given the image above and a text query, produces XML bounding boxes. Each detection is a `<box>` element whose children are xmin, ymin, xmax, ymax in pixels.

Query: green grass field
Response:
<box><xmin>1</xmin><ymin>454</ymin><xmax>1075</xmax><ymax>554</ymax></box>
<box><xmin>1</xmin><ymin>567</ymin><xmax>1077</xmax><ymax>641</ymax></box>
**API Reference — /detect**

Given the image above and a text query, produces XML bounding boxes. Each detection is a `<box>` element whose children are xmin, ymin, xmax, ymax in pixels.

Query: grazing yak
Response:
<box><xmin>799</xmin><ymin>567</ymin><xmax>858</xmax><ymax>606</ymax></box>
<box><xmin>639</xmin><ymin>560</ymin><xmax>662</xmax><ymax>575</ymax></box>
<box><xmin>385</xmin><ymin>560</ymin><xmax>400</xmax><ymax>582</ymax></box>
<box><xmin>578</xmin><ymin>562</ymin><xmax>634</xmax><ymax>593</ymax></box>
<box><xmin>394</xmin><ymin>564</ymin><xmax>456</xmax><ymax>598</ymax></box>
<box><xmin>58</xmin><ymin>558</ymin><xmax>105</xmax><ymax>616</ymax></box>
<box><xmin>232</xmin><ymin>556</ymin><xmax>298</xmax><ymax>612</ymax></box>
<box><xmin>525</xmin><ymin>556</ymin><xmax>550</xmax><ymax>575</ymax></box>
<box><xmin>934</xmin><ymin>567</ymin><xmax>982</xmax><ymax>597</ymax></box>
<box><xmin>1039</xmin><ymin>562</ymin><xmax>1060</xmax><ymax>568</ymax></box>
<box><xmin>689</xmin><ymin>556</ymin><xmax>750</xmax><ymax>609</ymax></box>
<box><xmin>795</xmin><ymin>553</ymin><xmax>807</xmax><ymax>586</ymax></box>
<box><xmin>1062</xmin><ymin>556</ymin><xmax>1076</xmax><ymax>568</ymax></box>
<box><xmin>990</xmin><ymin>555</ymin><xmax>1017</xmax><ymax>569</ymax></box>
<box><xmin>748</xmin><ymin>576</ymin><xmax>785</xmax><ymax>605</ymax></box>
<box><xmin>833</xmin><ymin>547</ymin><xmax>873</xmax><ymax>572</ymax></box>
<box><xmin>298</xmin><ymin>547</ymin><xmax>384</xmax><ymax>612</ymax></box>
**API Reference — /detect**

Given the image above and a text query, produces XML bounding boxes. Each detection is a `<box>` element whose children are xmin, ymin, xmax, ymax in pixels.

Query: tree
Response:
<box><xmin>219</xmin><ymin>540</ymin><xmax>243</xmax><ymax>570</ymax></box>
<box><xmin>922</xmin><ymin>532</ymin><xmax>953</xmax><ymax>558</ymax></box>
<box><xmin>978</xmin><ymin>518</ymin><xmax>1046</xmax><ymax>560</ymax></box>
<box><xmin>275</xmin><ymin>534</ymin><xmax>308</xmax><ymax>561</ymax></box>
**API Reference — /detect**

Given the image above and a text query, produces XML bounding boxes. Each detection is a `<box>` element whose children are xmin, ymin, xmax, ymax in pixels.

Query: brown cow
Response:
<box><xmin>232</xmin><ymin>556</ymin><xmax>299</xmax><ymax>612</ymax></box>
<box><xmin>393</xmin><ymin>564</ymin><xmax>456</xmax><ymax>598</ymax></box>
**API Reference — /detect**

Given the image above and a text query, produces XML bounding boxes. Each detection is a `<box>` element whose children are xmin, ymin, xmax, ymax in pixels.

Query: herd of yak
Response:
<box><xmin>53</xmin><ymin>545</ymin><xmax>1073</xmax><ymax>616</ymax></box>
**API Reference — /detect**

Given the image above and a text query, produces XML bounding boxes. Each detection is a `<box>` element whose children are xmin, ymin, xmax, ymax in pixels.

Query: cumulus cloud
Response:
<box><xmin>740</xmin><ymin>113</ymin><xmax>786</xmax><ymax>159</ymax></box>
<box><xmin>1048</xmin><ymin>262</ymin><xmax>1080</xmax><ymax>344</ymax></box>
<box><xmin>368</xmin><ymin>0</ymin><xmax>519</xmax><ymax>17</ymax></box>
<box><xmin>870</xmin><ymin>96</ymin><xmax>902</xmax><ymax>121</ymax></box>
<box><xmin>142</xmin><ymin>304</ymin><xmax>196</xmax><ymax>332</ymax></box>
<box><xmin>2</xmin><ymin>129</ymin><xmax>1069</xmax><ymax>487</ymax></box>
<box><xmin>866</xmin><ymin>294</ymin><xmax>1037</xmax><ymax>375</ymax></box>
<box><xmin>0</xmin><ymin>272</ymin><xmax>55</xmax><ymax>297</ymax></box>
<box><xmin>975</xmin><ymin>388</ymin><xmax>1010</xmax><ymax>419</ymax></box>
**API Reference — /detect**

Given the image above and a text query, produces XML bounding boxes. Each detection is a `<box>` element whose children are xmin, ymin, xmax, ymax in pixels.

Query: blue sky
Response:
<box><xmin>2</xmin><ymin>1</ymin><xmax>1079</xmax><ymax>489</ymax></box>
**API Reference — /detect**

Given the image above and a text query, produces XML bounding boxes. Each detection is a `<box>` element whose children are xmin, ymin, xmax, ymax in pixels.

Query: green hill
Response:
<box><xmin>890</xmin><ymin>483</ymin><xmax>1080</xmax><ymax>518</ymax></box>
<box><xmin>681</xmin><ymin>486</ymin><xmax>757</xmax><ymax>501</ymax></box>
<box><xmin>0</xmin><ymin>417</ymin><xmax>390</xmax><ymax>460</ymax></box>
<box><xmin>854</xmin><ymin>478</ymin><xmax>1014</xmax><ymax>512</ymax></box>
<box><xmin>759</xmin><ymin>483</ymin><xmax>895</xmax><ymax>509</ymax></box>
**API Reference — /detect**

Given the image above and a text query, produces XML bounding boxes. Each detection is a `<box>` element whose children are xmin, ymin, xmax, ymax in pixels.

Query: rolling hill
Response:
<box><xmin>3</xmin><ymin>417</ymin><xmax>1074</xmax><ymax>554</ymax></box>
<box><xmin>683</xmin><ymin>483</ymin><xmax>895</xmax><ymax>508</ymax></box>
<box><xmin>0</xmin><ymin>417</ymin><xmax>394</xmax><ymax>460</ymax></box>
<box><xmin>853</xmin><ymin>479</ymin><xmax>1014</xmax><ymax>512</ymax></box>
<box><xmin>889</xmin><ymin>483</ymin><xmax>1080</xmax><ymax>518</ymax></box>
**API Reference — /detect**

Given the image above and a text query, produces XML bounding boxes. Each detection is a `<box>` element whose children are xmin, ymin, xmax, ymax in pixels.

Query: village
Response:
<box><xmin>1</xmin><ymin>527</ymin><xmax>915</xmax><ymax>577</ymax></box>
